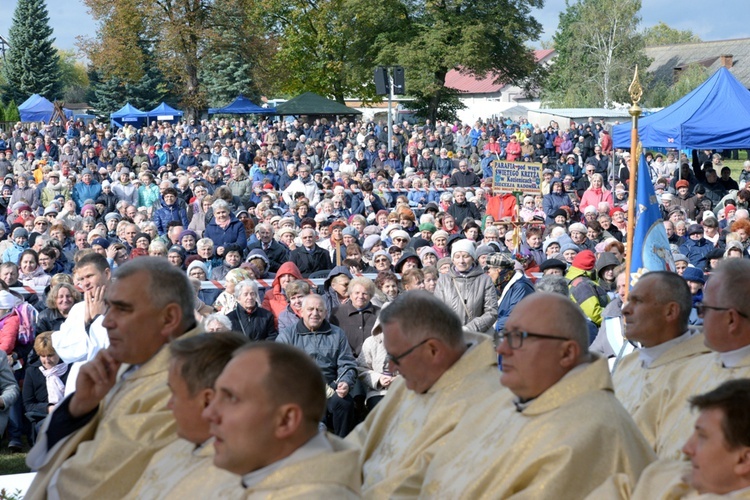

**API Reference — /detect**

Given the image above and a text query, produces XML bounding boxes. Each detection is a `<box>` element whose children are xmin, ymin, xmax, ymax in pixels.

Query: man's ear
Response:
<box><xmin>559</xmin><ymin>340</ymin><xmax>581</xmax><ymax>369</ymax></box>
<box><xmin>735</xmin><ymin>446</ymin><xmax>750</xmax><ymax>477</ymax></box>
<box><xmin>274</xmin><ymin>404</ymin><xmax>303</xmax><ymax>440</ymax></box>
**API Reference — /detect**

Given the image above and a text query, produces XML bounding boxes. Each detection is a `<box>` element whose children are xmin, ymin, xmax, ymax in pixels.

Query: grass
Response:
<box><xmin>0</xmin><ymin>449</ymin><xmax>29</xmax><ymax>475</ymax></box>
<box><xmin>720</xmin><ymin>149</ymin><xmax>747</xmax><ymax>179</ymax></box>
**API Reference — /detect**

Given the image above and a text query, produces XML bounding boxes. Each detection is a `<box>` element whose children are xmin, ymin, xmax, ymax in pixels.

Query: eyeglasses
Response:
<box><xmin>374</xmin><ymin>258</ymin><xmax>389</xmax><ymax>264</ymax></box>
<box><xmin>394</xmin><ymin>238</ymin><xmax>407</xmax><ymax>243</ymax></box>
<box><xmin>696</xmin><ymin>303</ymin><xmax>748</xmax><ymax>319</ymax></box>
<box><xmin>497</xmin><ymin>330</ymin><xmax>571</xmax><ymax>349</ymax></box>
<box><xmin>386</xmin><ymin>338</ymin><xmax>433</xmax><ymax>366</ymax></box>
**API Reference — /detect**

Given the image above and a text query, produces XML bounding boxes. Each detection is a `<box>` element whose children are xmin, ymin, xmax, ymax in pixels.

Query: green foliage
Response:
<box><xmin>57</xmin><ymin>49</ymin><xmax>90</xmax><ymax>103</ymax></box>
<box><xmin>542</xmin><ymin>0</ymin><xmax>650</xmax><ymax>107</ymax></box>
<box><xmin>5</xmin><ymin>101</ymin><xmax>20</xmax><ymax>122</ymax></box>
<box><xmin>643</xmin><ymin>22</ymin><xmax>700</xmax><ymax>46</ymax></box>
<box><xmin>1</xmin><ymin>0</ymin><xmax>62</xmax><ymax>103</ymax></box>
<box><xmin>87</xmin><ymin>64</ymin><xmax>170</xmax><ymax>116</ymax></box>
<box><xmin>201</xmin><ymin>53</ymin><xmax>258</xmax><ymax>108</ymax></box>
<box><xmin>644</xmin><ymin>63</ymin><xmax>709</xmax><ymax>107</ymax></box>
<box><xmin>404</xmin><ymin>88</ymin><xmax>466</xmax><ymax>122</ymax></box>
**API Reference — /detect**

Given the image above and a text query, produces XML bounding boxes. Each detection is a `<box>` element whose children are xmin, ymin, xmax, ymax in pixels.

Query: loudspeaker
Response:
<box><xmin>374</xmin><ymin>67</ymin><xmax>388</xmax><ymax>95</ymax></box>
<box><xmin>392</xmin><ymin>66</ymin><xmax>405</xmax><ymax>95</ymax></box>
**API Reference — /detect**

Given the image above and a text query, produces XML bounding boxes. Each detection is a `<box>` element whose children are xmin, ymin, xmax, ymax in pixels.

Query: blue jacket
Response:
<box><xmin>204</xmin><ymin>216</ymin><xmax>247</xmax><ymax>251</ymax></box>
<box><xmin>495</xmin><ymin>273</ymin><xmax>535</xmax><ymax>333</ymax></box>
<box><xmin>276</xmin><ymin>319</ymin><xmax>357</xmax><ymax>387</ymax></box>
<box><xmin>153</xmin><ymin>199</ymin><xmax>189</xmax><ymax>235</ymax></box>
<box><xmin>543</xmin><ymin>179</ymin><xmax>572</xmax><ymax>220</ymax></box>
<box><xmin>679</xmin><ymin>238</ymin><xmax>714</xmax><ymax>269</ymax></box>
<box><xmin>72</xmin><ymin>181</ymin><xmax>102</xmax><ymax>209</ymax></box>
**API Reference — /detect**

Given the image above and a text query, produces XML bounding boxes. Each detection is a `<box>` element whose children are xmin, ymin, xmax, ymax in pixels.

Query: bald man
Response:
<box><xmin>419</xmin><ymin>293</ymin><xmax>655</xmax><ymax>499</ymax></box>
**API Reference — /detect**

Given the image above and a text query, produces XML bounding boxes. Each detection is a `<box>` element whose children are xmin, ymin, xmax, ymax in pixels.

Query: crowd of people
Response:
<box><xmin>0</xmin><ymin>112</ymin><xmax>749</xmax><ymax>498</ymax></box>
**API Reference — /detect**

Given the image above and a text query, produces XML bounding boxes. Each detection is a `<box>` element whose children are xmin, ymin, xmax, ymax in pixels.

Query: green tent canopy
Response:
<box><xmin>274</xmin><ymin>92</ymin><xmax>361</xmax><ymax>116</ymax></box>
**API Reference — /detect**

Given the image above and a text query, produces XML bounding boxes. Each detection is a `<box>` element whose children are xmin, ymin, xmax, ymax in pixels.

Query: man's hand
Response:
<box><xmin>68</xmin><ymin>350</ymin><xmax>121</xmax><ymax>418</ymax></box>
<box><xmin>84</xmin><ymin>286</ymin><xmax>107</xmax><ymax>324</ymax></box>
<box><xmin>335</xmin><ymin>381</ymin><xmax>350</xmax><ymax>399</ymax></box>
<box><xmin>106</xmin><ymin>245</ymin><xmax>118</xmax><ymax>261</ymax></box>
<box><xmin>379</xmin><ymin>374</ymin><xmax>393</xmax><ymax>388</ymax></box>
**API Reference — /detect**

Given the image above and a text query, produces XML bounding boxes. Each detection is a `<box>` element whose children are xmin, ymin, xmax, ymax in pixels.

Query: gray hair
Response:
<box><xmin>234</xmin><ymin>279</ymin><xmax>259</xmax><ymax>299</ymax></box>
<box><xmin>211</xmin><ymin>199</ymin><xmax>231</xmax><ymax>212</ymax></box>
<box><xmin>196</xmin><ymin>237</ymin><xmax>214</xmax><ymax>250</ymax></box>
<box><xmin>535</xmin><ymin>276</ymin><xmax>570</xmax><ymax>296</ymax></box>
<box><xmin>348</xmin><ymin>276</ymin><xmax>375</xmax><ymax>296</ymax></box>
<box><xmin>202</xmin><ymin>313</ymin><xmax>232</xmax><ymax>332</ymax></box>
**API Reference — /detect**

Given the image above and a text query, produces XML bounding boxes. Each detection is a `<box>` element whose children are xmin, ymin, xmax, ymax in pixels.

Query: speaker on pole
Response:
<box><xmin>374</xmin><ymin>67</ymin><xmax>389</xmax><ymax>96</ymax></box>
<box><xmin>392</xmin><ymin>66</ymin><xmax>405</xmax><ymax>95</ymax></box>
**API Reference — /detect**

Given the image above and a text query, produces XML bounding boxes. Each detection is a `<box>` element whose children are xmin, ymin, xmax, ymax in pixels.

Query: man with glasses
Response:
<box><xmin>653</xmin><ymin>259</ymin><xmax>750</xmax><ymax>460</ymax></box>
<box><xmin>419</xmin><ymin>292</ymin><xmax>654</xmax><ymax>498</ymax></box>
<box><xmin>613</xmin><ymin>272</ymin><xmax>710</xmax><ymax>451</ymax></box>
<box><xmin>346</xmin><ymin>291</ymin><xmax>498</xmax><ymax>498</ymax></box>
<box><xmin>290</xmin><ymin>227</ymin><xmax>333</xmax><ymax>277</ymax></box>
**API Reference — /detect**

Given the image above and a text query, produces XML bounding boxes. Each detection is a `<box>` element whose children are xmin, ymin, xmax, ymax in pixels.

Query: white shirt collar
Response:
<box><xmin>719</xmin><ymin>343</ymin><xmax>750</xmax><ymax>368</ymax></box>
<box><xmin>638</xmin><ymin>330</ymin><xmax>693</xmax><ymax>368</ymax></box>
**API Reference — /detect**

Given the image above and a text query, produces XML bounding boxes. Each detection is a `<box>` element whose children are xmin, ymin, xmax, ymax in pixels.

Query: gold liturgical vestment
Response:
<box><xmin>123</xmin><ymin>437</ymin><xmax>242</xmax><ymax>499</ymax></box>
<box><xmin>25</xmin><ymin>328</ymin><xmax>200</xmax><ymax>500</ymax></box>
<box><xmin>419</xmin><ymin>356</ymin><xmax>656</xmax><ymax>500</ymax></box>
<box><xmin>346</xmin><ymin>332</ymin><xmax>500</xmax><ymax>498</ymax></box>
<box><xmin>654</xmin><ymin>348</ymin><xmax>750</xmax><ymax>460</ymax></box>
<box><xmin>243</xmin><ymin>435</ymin><xmax>361</xmax><ymax>499</ymax></box>
<box><xmin>587</xmin><ymin>459</ymin><xmax>750</xmax><ymax>499</ymax></box>
<box><xmin>613</xmin><ymin>333</ymin><xmax>710</xmax><ymax>448</ymax></box>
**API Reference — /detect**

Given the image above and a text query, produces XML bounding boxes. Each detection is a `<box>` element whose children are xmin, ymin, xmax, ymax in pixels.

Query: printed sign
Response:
<box><xmin>492</xmin><ymin>162</ymin><xmax>543</xmax><ymax>195</ymax></box>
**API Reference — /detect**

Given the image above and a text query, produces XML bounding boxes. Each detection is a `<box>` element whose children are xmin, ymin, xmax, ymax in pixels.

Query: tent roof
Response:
<box><xmin>110</xmin><ymin>103</ymin><xmax>148</xmax><ymax>118</ymax></box>
<box><xmin>148</xmin><ymin>102</ymin><xmax>183</xmax><ymax>117</ymax></box>
<box><xmin>208</xmin><ymin>95</ymin><xmax>271</xmax><ymax>115</ymax></box>
<box><xmin>18</xmin><ymin>94</ymin><xmax>72</xmax><ymax>122</ymax></box>
<box><xmin>613</xmin><ymin>68</ymin><xmax>750</xmax><ymax>149</ymax></box>
<box><xmin>274</xmin><ymin>92</ymin><xmax>362</xmax><ymax>116</ymax></box>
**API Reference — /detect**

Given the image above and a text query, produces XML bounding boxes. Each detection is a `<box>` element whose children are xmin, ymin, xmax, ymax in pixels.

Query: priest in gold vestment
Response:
<box><xmin>651</xmin><ymin>260</ymin><xmax>750</xmax><ymax>460</ymax></box>
<box><xmin>124</xmin><ymin>332</ymin><xmax>247</xmax><ymax>499</ymax></box>
<box><xmin>588</xmin><ymin>379</ymin><xmax>750</xmax><ymax>499</ymax></box>
<box><xmin>204</xmin><ymin>342</ymin><xmax>361</xmax><ymax>498</ymax></box>
<box><xmin>613</xmin><ymin>272</ymin><xmax>710</xmax><ymax>447</ymax></box>
<box><xmin>25</xmin><ymin>259</ymin><xmax>201</xmax><ymax>499</ymax></box>
<box><xmin>345</xmin><ymin>291</ymin><xmax>500</xmax><ymax>498</ymax></box>
<box><xmin>419</xmin><ymin>293</ymin><xmax>655</xmax><ymax>499</ymax></box>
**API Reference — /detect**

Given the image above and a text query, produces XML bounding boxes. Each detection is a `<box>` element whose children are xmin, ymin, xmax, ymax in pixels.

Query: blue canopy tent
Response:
<box><xmin>18</xmin><ymin>94</ymin><xmax>73</xmax><ymax>122</ymax></box>
<box><xmin>613</xmin><ymin>68</ymin><xmax>750</xmax><ymax>149</ymax></box>
<box><xmin>208</xmin><ymin>95</ymin><xmax>273</xmax><ymax>115</ymax></box>
<box><xmin>110</xmin><ymin>103</ymin><xmax>149</xmax><ymax>128</ymax></box>
<box><xmin>147</xmin><ymin>102</ymin><xmax>184</xmax><ymax>123</ymax></box>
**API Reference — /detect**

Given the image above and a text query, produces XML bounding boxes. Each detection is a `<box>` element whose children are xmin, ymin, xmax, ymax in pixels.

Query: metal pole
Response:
<box><xmin>387</xmin><ymin>68</ymin><xmax>393</xmax><ymax>157</ymax></box>
<box><xmin>624</xmin><ymin>66</ymin><xmax>643</xmax><ymax>301</ymax></box>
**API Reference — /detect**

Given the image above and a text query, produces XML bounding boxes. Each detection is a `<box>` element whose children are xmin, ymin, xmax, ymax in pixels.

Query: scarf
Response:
<box><xmin>41</xmin><ymin>362</ymin><xmax>68</xmax><ymax>405</ymax></box>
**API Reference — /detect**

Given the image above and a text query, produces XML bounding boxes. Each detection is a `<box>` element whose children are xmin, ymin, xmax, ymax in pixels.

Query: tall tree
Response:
<box><xmin>1</xmin><ymin>0</ymin><xmax>62</xmax><ymax>103</ymax></box>
<box><xmin>643</xmin><ymin>22</ymin><xmax>701</xmax><ymax>46</ymax></box>
<box><xmin>645</xmin><ymin>63</ymin><xmax>709</xmax><ymax>108</ymax></box>
<box><xmin>543</xmin><ymin>0</ymin><xmax>650</xmax><ymax>108</ymax></box>
<box><xmin>380</xmin><ymin>0</ymin><xmax>543</xmax><ymax>122</ymax></box>
<box><xmin>58</xmin><ymin>49</ymin><xmax>90</xmax><ymax>103</ymax></box>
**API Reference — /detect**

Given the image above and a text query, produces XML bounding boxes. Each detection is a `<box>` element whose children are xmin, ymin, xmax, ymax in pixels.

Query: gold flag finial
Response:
<box><xmin>629</xmin><ymin>65</ymin><xmax>643</xmax><ymax>105</ymax></box>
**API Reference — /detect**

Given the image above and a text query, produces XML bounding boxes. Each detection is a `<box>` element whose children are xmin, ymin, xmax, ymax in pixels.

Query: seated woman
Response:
<box><xmin>35</xmin><ymin>283</ymin><xmax>81</xmax><ymax>333</ymax></box>
<box><xmin>277</xmin><ymin>280</ymin><xmax>310</xmax><ymax>332</ymax></box>
<box><xmin>226</xmin><ymin>279</ymin><xmax>277</xmax><ymax>341</ymax></box>
<box><xmin>18</xmin><ymin>250</ymin><xmax>52</xmax><ymax>288</ymax></box>
<box><xmin>22</xmin><ymin>331</ymin><xmax>70</xmax><ymax>440</ymax></box>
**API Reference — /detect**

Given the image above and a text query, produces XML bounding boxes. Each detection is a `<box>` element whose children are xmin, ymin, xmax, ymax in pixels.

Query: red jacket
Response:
<box><xmin>261</xmin><ymin>261</ymin><xmax>303</xmax><ymax>327</ymax></box>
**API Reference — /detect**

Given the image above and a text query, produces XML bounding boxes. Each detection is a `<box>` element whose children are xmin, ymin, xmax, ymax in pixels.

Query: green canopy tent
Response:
<box><xmin>274</xmin><ymin>92</ymin><xmax>362</xmax><ymax>116</ymax></box>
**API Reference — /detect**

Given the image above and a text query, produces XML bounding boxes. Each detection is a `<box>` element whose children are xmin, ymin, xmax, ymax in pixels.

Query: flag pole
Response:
<box><xmin>624</xmin><ymin>66</ymin><xmax>643</xmax><ymax>301</ymax></box>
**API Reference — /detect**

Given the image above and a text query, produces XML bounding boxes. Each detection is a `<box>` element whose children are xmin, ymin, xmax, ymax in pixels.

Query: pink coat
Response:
<box><xmin>579</xmin><ymin>188</ymin><xmax>614</xmax><ymax>213</ymax></box>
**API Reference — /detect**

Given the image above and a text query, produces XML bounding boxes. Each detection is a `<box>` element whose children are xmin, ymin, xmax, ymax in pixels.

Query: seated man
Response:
<box><xmin>276</xmin><ymin>294</ymin><xmax>357</xmax><ymax>437</ymax></box>
<box><xmin>203</xmin><ymin>342</ymin><xmax>361</xmax><ymax>497</ymax></box>
<box><xmin>346</xmin><ymin>291</ymin><xmax>499</xmax><ymax>497</ymax></box>
<box><xmin>124</xmin><ymin>332</ymin><xmax>247</xmax><ymax>499</ymax></box>
<box><xmin>419</xmin><ymin>293</ymin><xmax>655</xmax><ymax>499</ymax></box>
<box><xmin>25</xmin><ymin>258</ymin><xmax>200</xmax><ymax>499</ymax></box>
<box><xmin>589</xmin><ymin>379</ymin><xmax>750</xmax><ymax>499</ymax></box>
<box><xmin>614</xmin><ymin>271</ymin><xmax>710</xmax><ymax>447</ymax></box>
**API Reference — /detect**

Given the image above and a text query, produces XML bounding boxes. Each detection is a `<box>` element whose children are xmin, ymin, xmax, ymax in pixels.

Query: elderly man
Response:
<box><xmin>204</xmin><ymin>342</ymin><xmax>361</xmax><ymax>496</ymax></box>
<box><xmin>25</xmin><ymin>258</ymin><xmax>200</xmax><ymax>499</ymax></box>
<box><xmin>346</xmin><ymin>291</ymin><xmax>499</xmax><ymax>497</ymax></box>
<box><xmin>589</xmin><ymin>379</ymin><xmax>750</xmax><ymax>499</ymax></box>
<box><xmin>290</xmin><ymin>227</ymin><xmax>333</xmax><ymax>277</ymax></box>
<box><xmin>447</xmin><ymin>187</ymin><xmax>481</xmax><ymax>225</ymax></box>
<box><xmin>418</xmin><ymin>293</ymin><xmax>655</xmax><ymax>499</ymax></box>
<box><xmin>276</xmin><ymin>294</ymin><xmax>357</xmax><ymax>437</ymax></box>
<box><xmin>124</xmin><ymin>332</ymin><xmax>247</xmax><ymax>498</ymax></box>
<box><xmin>653</xmin><ymin>259</ymin><xmax>750</xmax><ymax>459</ymax></box>
<box><xmin>448</xmin><ymin>160</ymin><xmax>481</xmax><ymax>188</ymax></box>
<box><xmin>246</xmin><ymin>223</ymin><xmax>289</xmax><ymax>272</ymax></box>
<box><xmin>614</xmin><ymin>271</ymin><xmax>710</xmax><ymax>448</ymax></box>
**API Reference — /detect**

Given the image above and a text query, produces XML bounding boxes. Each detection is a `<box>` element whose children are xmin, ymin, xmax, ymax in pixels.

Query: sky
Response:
<box><xmin>1</xmin><ymin>0</ymin><xmax>749</xmax><ymax>58</ymax></box>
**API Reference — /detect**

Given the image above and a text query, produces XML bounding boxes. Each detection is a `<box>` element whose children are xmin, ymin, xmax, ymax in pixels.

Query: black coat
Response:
<box><xmin>330</xmin><ymin>302</ymin><xmax>380</xmax><ymax>358</ymax></box>
<box><xmin>35</xmin><ymin>308</ymin><xmax>66</xmax><ymax>334</ymax></box>
<box><xmin>246</xmin><ymin>240</ymin><xmax>290</xmax><ymax>273</ymax></box>
<box><xmin>23</xmin><ymin>361</ymin><xmax>70</xmax><ymax>421</ymax></box>
<box><xmin>291</xmin><ymin>245</ymin><xmax>333</xmax><ymax>277</ymax></box>
<box><xmin>448</xmin><ymin>201</ymin><xmax>481</xmax><ymax>226</ymax></box>
<box><xmin>226</xmin><ymin>306</ymin><xmax>277</xmax><ymax>341</ymax></box>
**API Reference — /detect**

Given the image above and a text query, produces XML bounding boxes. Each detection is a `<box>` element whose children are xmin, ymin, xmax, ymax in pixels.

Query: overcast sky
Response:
<box><xmin>1</xmin><ymin>0</ymin><xmax>748</xmax><ymax>57</ymax></box>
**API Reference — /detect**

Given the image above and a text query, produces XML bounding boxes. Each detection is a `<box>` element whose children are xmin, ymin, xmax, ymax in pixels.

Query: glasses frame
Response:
<box><xmin>497</xmin><ymin>330</ymin><xmax>571</xmax><ymax>349</ymax></box>
<box><xmin>696</xmin><ymin>302</ymin><xmax>749</xmax><ymax>319</ymax></box>
<box><xmin>386</xmin><ymin>338</ymin><xmax>433</xmax><ymax>367</ymax></box>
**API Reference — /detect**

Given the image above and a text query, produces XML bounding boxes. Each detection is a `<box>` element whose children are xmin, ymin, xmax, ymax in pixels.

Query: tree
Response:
<box><xmin>58</xmin><ymin>49</ymin><xmax>90</xmax><ymax>102</ymax></box>
<box><xmin>643</xmin><ymin>22</ymin><xmax>700</xmax><ymax>46</ymax></box>
<box><xmin>542</xmin><ymin>0</ymin><xmax>650</xmax><ymax>108</ymax></box>
<box><xmin>380</xmin><ymin>0</ymin><xmax>543</xmax><ymax>122</ymax></box>
<box><xmin>1</xmin><ymin>0</ymin><xmax>62</xmax><ymax>103</ymax></box>
<box><xmin>644</xmin><ymin>63</ymin><xmax>709</xmax><ymax>108</ymax></box>
<box><xmin>5</xmin><ymin>101</ymin><xmax>21</xmax><ymax>123</ymax></box>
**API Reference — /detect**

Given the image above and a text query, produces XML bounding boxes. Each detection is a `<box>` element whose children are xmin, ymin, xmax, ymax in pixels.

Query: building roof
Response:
<box><xmin>646</xmin><ymin>38</ymin><xmax>750</xmax><ymax>89</ymax></box>
<box><xmin>445</xmin><ymin>49</ymin><xmax>555</xmax><ymax>94</ymax></box>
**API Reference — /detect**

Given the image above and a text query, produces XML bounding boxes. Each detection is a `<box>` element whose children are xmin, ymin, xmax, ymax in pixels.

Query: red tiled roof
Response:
<box><xmin>446</xmin><ymin>49</ymin><xmax>554</xmax><ymax>94</ymax></box>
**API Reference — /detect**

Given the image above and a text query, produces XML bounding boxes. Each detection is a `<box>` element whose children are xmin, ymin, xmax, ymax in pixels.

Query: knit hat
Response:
<box><xmin>81</xmin><ymin>204</ymin><xmax>96</xmax><ymax>215</ymax></box>
<box><xmin>390</xmin><ymin>230</ymin><xmax>410</xmax><ymax>242</ymax></box>
<box><xmin>418</xmin><ymin>246</ymin><xmax>438</xmax><ymax>260</ymax></box>
<box><xmin>419</xmin><ymin>223</ymin><xmax>437</xmax><ymax>233</ymax></box>
<box><xmin>372</xmin><ymin>250</ymin><xmax>392</xmax><ymax>263</ymax></box>
<box><xmin>687</xmin><ymin>224</ymin><xmax>704</xmax><ymax>236</ymax></box>
<box><xmin>342</xmin><ymin>226</ymin><xmax>359</xmax><ymax>238</ymax></box>
<box><xmin>43</xmin><ymin>205</ymin><xmax>59</xmax><ymax>215</ymax></box>
<box><xmin>475</xmin><ymin>244</ymin><xmax>494</xmax><ymax>258</ymax></box>
<box><xmin>543</xmin><ymin>238</ymin><xmax>560</xmax><ymax>254</ymax></box>
<box><xmin>569</xmin><ymin>222</ymin><xmax>587</xmax><ymax>235</ymax></box>
<box><xmin>135</xmin><ymin>232</ymin><xmax>151</xmax><ymax>244</ymax></box>
<box><xmin>363</xmin><ymin>234</ymin><xmax>381</xmax><ymax>251</ymax></box>
<box><xmin>595</xmin><ymin>252</ymin><xmax>620</xmax><ymax>273</ymax></box>
<box><xmin>552</xmin><ymin>208</ymin><xmax>568</xmax><ymax>220</ymax></box>
<box><xmin>12</xmin><ymin>227</ymin><xmax>28</xmax><ymax>239</ymax></box>
<box><xmin>187</xmin><ymin>260</ymin><xmax>208</xmax><ymax>277</ymax></box>
<box><xmin>431</xmin><ymin>230</ymin><xmax>449</xmax><ymax>243</ymax></box>
<box><xmin>178</xmin><ymin>229</ymin><xmax>198</xmax><ymax>241</ymax></box>
<box><xmin>571</xmin><ymin>249</ymin><xmax>596</xmax><ymax>271</ymax></box>
<box><xmin>451</xmin><ymin>239</ymin><xmax>476</xmax><ymax>260</ymax></box>
<box><xmin>0</xmin><ymin>290</ymin><xmax>19</xmax><ymax>310</ymax></box>
<box><xmin>559</xmin><ymin>243</ymin><xmax>580</xmax><ymax>255</ymax></box>
<box><xmin>277</xmin><ymin>227</ymin><xmax>297</xmax><ymax>239</ymax></box>
<box><xmin>104</xmin><ymin>212</ymin><xmax>122</xmax><ymax>223</ymax></box>
<box><xmin>436</xmin><ymin>257</ymin><xmax>452</xmax><ymax>270</ymax></box>
<box><xmin>168</xmin><ymin>245</ymin><xmax>186</xmax><ymax>261</ymax></box>
<box><xmin>672</xmin><ymin>253</ymin><xmax>689</xmax><ymax>264</ymax></box>
<box><xmin>682</xmin><ymin>267</ymin><xmax>705</xmax><ymax>285</ymax></box>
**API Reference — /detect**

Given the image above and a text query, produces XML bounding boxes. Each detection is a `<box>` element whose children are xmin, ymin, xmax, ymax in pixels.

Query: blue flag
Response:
<box><xmin>630</xmin><ymin>153</ymin><xmax>675</xmax><ymax>283</ymax></box>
